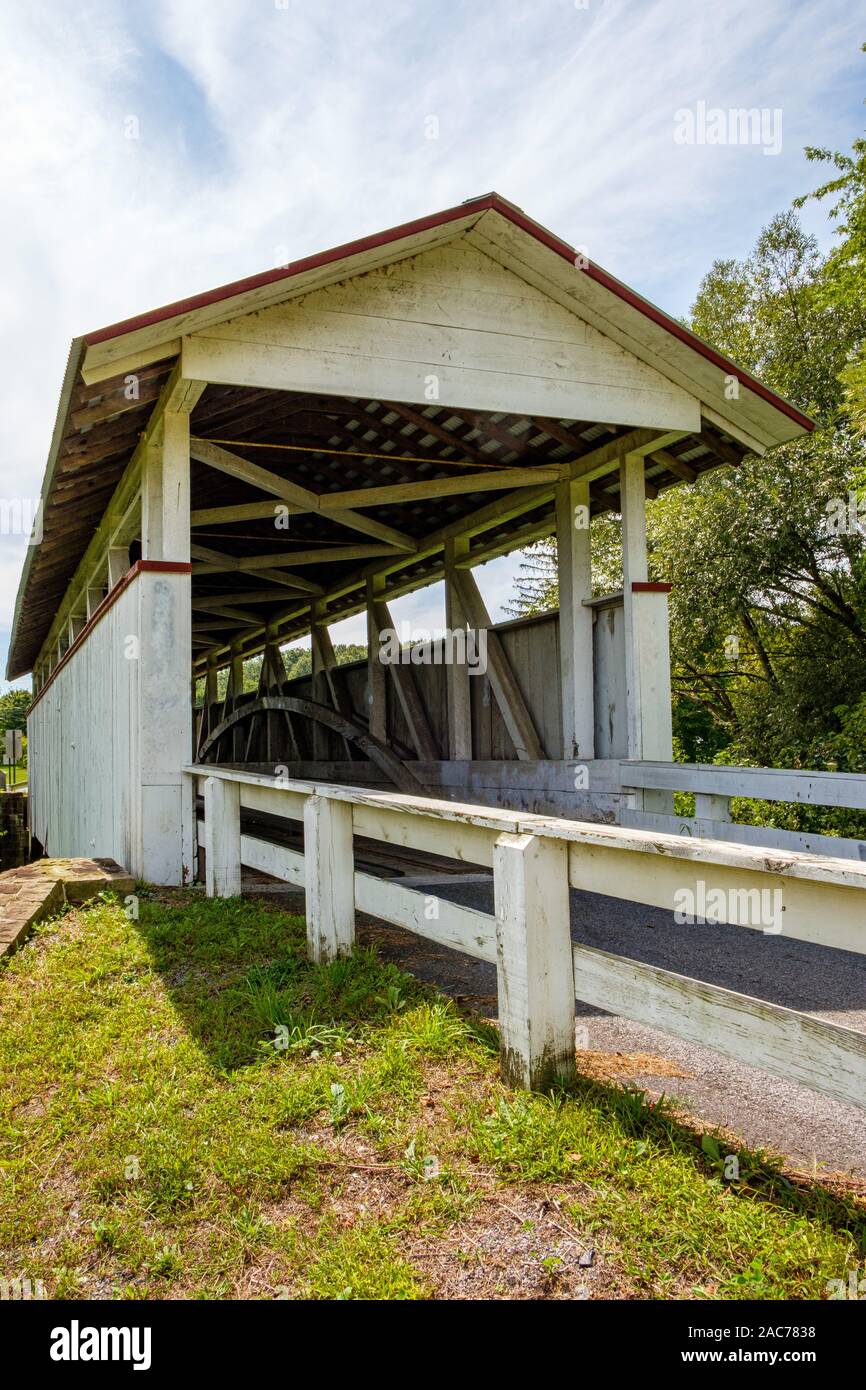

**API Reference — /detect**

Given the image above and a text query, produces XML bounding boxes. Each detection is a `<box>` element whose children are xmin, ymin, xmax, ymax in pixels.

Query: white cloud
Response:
<box><xmin>0</xmin><ymin>0</ymin><xmax>861</xmax><ymax>685</ymax></box>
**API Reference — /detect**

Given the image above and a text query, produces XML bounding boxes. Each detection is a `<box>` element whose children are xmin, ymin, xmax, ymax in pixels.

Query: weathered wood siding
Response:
<box><xmin>249</xmin><ymin>610</ymin><xmax>564</xmax><ymax>765</ymax></box>
<box><xmin>184</xmin><ymin>242</ymin><xmax>700</xmax><ymax>431</ymax></box>
<box><xmin>28</xmin><ymin>568</ymin><xmax>193</xmax><ymax>883</ymax></box>
<box><xmin>29</xmin><ymin>576</ymin><xmax>140</xmax><ymax>871</ymax></box>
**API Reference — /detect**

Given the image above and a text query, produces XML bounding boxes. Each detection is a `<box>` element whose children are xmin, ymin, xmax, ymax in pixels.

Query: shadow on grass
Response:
<box><xmin>128</xmin><ymin>887</ymin><xmax>866</xmax><ymax>1251</ymax></box>
<box><xmin>552</xmin><ymin>1071</ymin><xmax>866</xmax><ymax>1256</ymax></box>
<box><xmin>130</xmin><ymin>887</ymin><xmax>431</xmax><ymax>1071</ymax></box>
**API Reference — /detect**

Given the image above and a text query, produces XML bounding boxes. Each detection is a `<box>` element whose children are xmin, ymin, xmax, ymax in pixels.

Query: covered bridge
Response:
<box><xmin>11</xmin><ymin>192</ymin><xmax>841</xmax><ymax>886</ymax></box>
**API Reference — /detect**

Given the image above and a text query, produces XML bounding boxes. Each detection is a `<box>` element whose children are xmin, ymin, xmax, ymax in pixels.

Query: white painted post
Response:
<box><xmin>134</xmin><ymin>403</ymin><xmax>194</xmax><ymax>884</ymax></box>
<box><xmin>445</xmin><ymin>536</ymin><xmax>472</xmax><ymax>760</ymax></box>
<box><xmin>493</xmin><ymin>831</ymin><xmax>576</xmax><ymax>1091</ymax></box>
<box><xmin>181</xmin><ymin>772</ymin><xmax>196</xmax><ymax>886</ymax></box>
<box><xmin>303</xmin><ymin>794</ymin><xmax>355</xmax><ymax>963</ymax></box>
<box><xmin>695</xmin><ymin>793</ymin><xmax>731</xmax><ymax>823</ymax></box>
<box><xmin>204</xmin><ymin>775</ymin><xmax>241</xmax><ymax>897</ymax></box>
<box><xmin>556</xmin><ymin>475</ymin><xmax>594</xmax><ymax>759</ymax></box>
<box><xmin>143</xmin><ymin>411</ymin><xmax>191</xmax><ymax>562</ymax></box>
<box><xmin>620</xmin><ymin>452</ymin><xmax>648</xmax><ymax>760</ymax></box>
<box><xmin>310</xmin><ymin>600</ymin><xmax>329</xmax><ymax>760</ymax></box>
<box><xmin>620</xmin><ymin>452</ymin><xmax>673</xmax><ymax>809</ymax></box>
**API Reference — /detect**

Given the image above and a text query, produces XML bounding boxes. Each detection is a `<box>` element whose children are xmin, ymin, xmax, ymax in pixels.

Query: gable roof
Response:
<box><xmin>8</xmin><ymin>193</ymin><xmax>813</xmax><ymax>680</ymax></box>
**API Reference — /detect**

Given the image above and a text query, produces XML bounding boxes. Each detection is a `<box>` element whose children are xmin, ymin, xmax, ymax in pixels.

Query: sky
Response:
<box><xmin>0</xmin><ymin>0</ymin><xmax>862</xmax><ymax>685</ymax></box>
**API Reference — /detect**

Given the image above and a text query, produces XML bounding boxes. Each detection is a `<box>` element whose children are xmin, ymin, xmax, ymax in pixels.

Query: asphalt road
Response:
<box><xmin>249</xmin><ymin>864</ymin><xmax>866</xmax><ymax>1176</ymax></box>
<box><xmin>366</xmin><ymin>876</ymin><xmax>866</xmax><ymax>1178</ymax></box>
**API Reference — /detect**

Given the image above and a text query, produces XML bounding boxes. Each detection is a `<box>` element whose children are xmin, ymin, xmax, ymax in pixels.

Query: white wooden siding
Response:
<box><xmin>29</xmin><ymin>578</ymin><xmax>140</xmax><ymax>871</ymax></box>
<box><xmin>28</xmin><ymin>568</ymin><xmax>192</xmax><ymax>883</ymax></box>
<box><xmin>184</xmin><ymin>241</ymin><xmax>700</xmax><ymax>432</ymax></box>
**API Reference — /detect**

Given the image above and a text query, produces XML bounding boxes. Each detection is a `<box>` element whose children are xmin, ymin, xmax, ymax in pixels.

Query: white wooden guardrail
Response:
<box><xmin>621</xmin><ymin>760</ymin><xmax>866</xmax><ymax>861</ymax></box>
<box><xmin>186</xmin><ymin>764</ymin><xmax>866</xmax><ymax>1108</ymax></box>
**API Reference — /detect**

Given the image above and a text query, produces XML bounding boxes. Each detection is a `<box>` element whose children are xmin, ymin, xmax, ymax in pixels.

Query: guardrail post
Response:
<box><xmin>204</xmin><ymin>775</ymin><xmax>241</xmax><ymax>897</ymax></box>
<box><xmin>303</xmin><ymin>794</ymin><xmax>355</xmax><ymax>963</ymax></box>
<box><xmin>695</xmin><ymin>793</ymin><xmax>731</xmax><ymax>823</ymax></box>
<box><xmin>493</xmin><ymin>831</ymin><xmax>576</xmax><ymax>1090</ymax></box>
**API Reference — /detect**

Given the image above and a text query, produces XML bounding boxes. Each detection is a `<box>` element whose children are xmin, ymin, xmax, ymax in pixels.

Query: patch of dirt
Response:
<box><xmin>402</xmin><ymin>1187</ymin><xmax>626</xmax><ymax>1300</ymax></box>
<box><xmin>574</xmin><ymin>1049</ymin><xmax>691</xmax><ymax>1083</ymax></box>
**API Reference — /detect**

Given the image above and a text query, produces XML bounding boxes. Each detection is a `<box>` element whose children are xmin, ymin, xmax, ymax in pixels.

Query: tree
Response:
<box><xmin>794</xmin><ymin>65</ymin><xmax>866</xmax><ymax>433</ymax></box>
<box><xmin>507</xmin><ymin>188</ymin><xmax>866</xmax><ymax>813</ymax></box>
<box><xmin>0</xmin><ymin>689</ymin><xmax>30</xmax><ymax>734</ymax></box>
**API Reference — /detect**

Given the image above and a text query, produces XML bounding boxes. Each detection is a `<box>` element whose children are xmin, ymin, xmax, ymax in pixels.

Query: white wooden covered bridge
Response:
<box><xmin>10</xmin><ymin>194</ymin><xmax>866</xmax><ymax>1097</ymax></box>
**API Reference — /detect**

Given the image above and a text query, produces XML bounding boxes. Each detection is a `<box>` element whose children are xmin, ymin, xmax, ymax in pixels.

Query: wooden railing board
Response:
<box><xmin>621</xmin><ymin>808</ymin><xmax>866</xmax><ymax>864</ymax></box>
<box><xmin>620</xmin><ymin>759</ymin><xmax>866</xmax><ymax>810</ymax></box>
<box><xmin>189</xmin><ymin>764</ymin><xmax>866</xmax><ymax>1104</ymax></box>
<box><xmin>572</xmin><ymin>943</ymin><xmax>866</xmax><ymax>1111</ymax></box>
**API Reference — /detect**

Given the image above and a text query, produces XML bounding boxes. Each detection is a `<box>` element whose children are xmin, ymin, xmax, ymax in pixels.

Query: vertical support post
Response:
<box><xmin>366</xmin><ymin>575</ymin><xmax>387</xmax><ymax>743</ymax></box>
<box><xmin>303</xmin><ymin>794</ymin><xmax>355</xmax><ymax>963</ymax></box>
<box><xmin>620</xmin><ymin>452</ymin><xmax>648</xmax><ymax>761</ymax></box>
<box><xmin>181</xmin><ymin>771</ymin><xmax>196</xmax><ymax>886</ymax></box>
<box><xmin>620</xmin><ymin>451</ymin><xmax>674</xmax><ymax>809</ymax></box>
<box><xmin>444</xmin><ymin>536</ymin><xmax>472</xmax><ymax>760</ymax></box>
<box><xmin>107</xmin><ymin>546</ymin><xmax>129</xmax><ymax>589</ymax></box>
<box><xmin>204</xmin><ymin>775</ymin><xmax>241</xmax><ymax>897</ymax></box>
<box><xmin>373</xmin><ymin>595</ymin><xmax>439</xmax><ymax>761</ymax></box>
<box><xmin>228</xmin><ymin>652</ymin><xmax>246</xmax><ymax>762</ymax></box>
<box><xmin>556</xmin><ymin>476</ymin><xmax>595</xmax><ymax>760</ymax></box>
<box><xmin>493</xmin><ymin>831</ymin><xmax>576</xmax><ymax>1091</ymax></box>
<box><xmin>134</xmin><ymin>397</ymin><xmax>195</xmax><ymax>883</ymax></box>
<box><xmin>143</xmin><ymin>411</ymin><xmax>191</xmax><ymax>562</ymax></box>
<box><xmin>695</xmin><ymin>793</ymin><xmax>730</xmax><ymax>823</ymax></box>
<box><xmin>310</xmin><ymin>600</ymin><xmax>330</xmax><ymax>760</ymax></box>
<box><xmin>205</xmin><ymin>660</ymin><xmax>219</xmax><ymax>717</ymax></box>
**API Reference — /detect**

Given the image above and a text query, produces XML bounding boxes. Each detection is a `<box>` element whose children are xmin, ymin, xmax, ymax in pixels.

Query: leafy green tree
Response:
<box><xmin>507</xmin><ymin>152</ymin><xmax>866</xmax><ymax>830</ymax></box>
<box><xmin>794</xmin><ymin>67</ymin><xmax>866</xmax><ymax>433</ymax></box>
<box><xmin>0</xmin><ymin>689</ymin><xmax>30</xmax><ymax>734</ymax></box>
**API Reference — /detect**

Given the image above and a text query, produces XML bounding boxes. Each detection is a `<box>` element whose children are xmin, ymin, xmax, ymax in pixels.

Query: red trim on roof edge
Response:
<box><xmin>84</xmin><ymin>197</ymin><xmax>499</xmax><ymax>346</ymax></box>
<box><xmin>83</xmin><ymin>193</ymin><xmax>813</xmax><ymax>433</ymax></box>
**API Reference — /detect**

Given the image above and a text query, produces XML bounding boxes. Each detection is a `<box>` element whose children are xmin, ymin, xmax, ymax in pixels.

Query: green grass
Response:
<box><xmin>0</xmin><ymin>888</ymin><xmax>863</xmax><ymax>1300</ymax></box>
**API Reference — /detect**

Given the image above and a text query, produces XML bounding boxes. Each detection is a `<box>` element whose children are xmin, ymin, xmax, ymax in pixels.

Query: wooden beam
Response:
<box><xmin>557</xmin><ymin>475</ymin><xmax>594</xmax><ymax>759</ymax></box>
<box><xmin>373</xmin><ymin>598</ymin><xmax>439</xmax><ymax>761</ymax></box>
<box><xmin>701</xmin><ymin>405</ymin><xmax>767</xmax><ymax>457</ymax></box>
<box><xmin>444</xmin><ymin>537</ymin><xmax>472</xmax><ymax>760</ymax></box>
<box><xmin>649</xmin><ymin>447</ymin><xmax>696</xmax><ymax>483</ymax></box>
<box><xmin>192</xmin><ymin>542</ymin><xmax>397</xmax><ymax>573</ymax></box>
<box><xmin>193</xmin><ymin>602</ymin><xmax>263</xmax><ymax>623</ymax></box>
<box><xmin>380</xmin><ymin>401</ymin><xmax>494</xmax><ymax>465</ymax></box>
<box><xmin>190</xmin><ymin>436</ymin><xmax>415</xmax><ymax>551</ymax></box>
<box><xmin>697</xmin><ymin>429</ymin><xmax>745</xmax><ymax>468</ymax></box>
<box><xmin>366</xmin><ymin>574</ymin><xmax>387</xmax><ymax>743</ymax></box>
<box><xmin>191</xmin><ymin>500</ymin><xmax>305</xmax><ymax>527</ymax></box>
<box><xmin>190</xmin><ymin>428</ymin><xmax>672</xmax><ymax>676</ymax></box>
<box><xmin>532</xmin><ymin>416</ymin><xmax>602</xmax><ymax>452</ymax></box>
<box><xmin>190</xmin><ymin>543</ymin><xmax>323</xmax><ymax>594</ymax></box>
<box><xmin>451</xmin><ymin>567</ymin><xmax>545</xmax><ymax>761</ymax></box>
<box><xmin>70</xmin><ymin>376</ymin><xmax>165</xmax><ymax>431</ymax></box>
<box><xmin>317</xmin><ymin>466</ymin><xmax>561</xmax><ymax>512</ymax></box>
<box><xmin>193</xmin><ymin>589</ymin><xmax>301</xmax><ymax>606</ymax></box>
